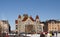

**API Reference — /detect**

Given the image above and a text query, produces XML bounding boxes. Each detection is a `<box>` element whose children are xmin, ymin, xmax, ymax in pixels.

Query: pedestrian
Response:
<box><xmin>47</xmin><ymin>32</ymin><xmax>50</xmax><ymax>37</ymax></box>
<box><xmin>52</xmin><ymin>32</ymin><xmax>54</xmax><ymax>36</ymax></box>
<box><xmin>56</xmin><ymin>32</ymin><xmax>57</xmax><ymax>37</ymax></box>
<box><xmin>14</xmin><ymin>36</ymin><xmax>15</xmax><ymax>37</ymax></box>
<box><xmin>40</xmin><ymin>33</ymin><xmax>45</xmax><ymax>37</ymax></box>
<box><xmin>52</xmin><ymin>32</ymin><xmax>54</xmax><ymax>37</ymax></box>
<box><xmin>44</xmin><ymin>32</ymin><xmax>47</xmax><ymax>37</ymax></box>
<box><xmin>50</xmin><ymin>33</ymin><xmax>52</xmax><ymax>37</ymax></box>
<box><xmin>5</xmin><ymin>33</ymin><xmax>9</xmax><ymax>37</ymax></box>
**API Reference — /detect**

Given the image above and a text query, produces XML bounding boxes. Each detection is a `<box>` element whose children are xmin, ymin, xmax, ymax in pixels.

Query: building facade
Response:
<box><xmin>0</xmin><ymin>20</ymin><xmax>11</xmax><ymax>33</ymax></box>
<box><xmin>44</xmin><ymin>20</ymin><xmax>60</xmax><ymax>32</ymax></box>
<box><xmin>15</xmin><ymin>14</ymin><xmax>44</xmax><ymax>34</ymax></box>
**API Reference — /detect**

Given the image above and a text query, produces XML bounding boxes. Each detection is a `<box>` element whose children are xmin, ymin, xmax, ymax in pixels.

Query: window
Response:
<box><xmin>16</xmin><ymin>25</ymin><xmax>18</xmax><ymax>29</ymax></box>
<box><xmin>37</xmin><ymin>25</ymin><xmax>42</xmax><ymax>31</ymax></box>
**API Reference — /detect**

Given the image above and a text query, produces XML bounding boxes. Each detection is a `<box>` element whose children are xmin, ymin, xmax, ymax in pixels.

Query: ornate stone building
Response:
<box><xmin>15</xmin><ymin>14</ymin><xmax>44</xmax><ymax>34</ymax></box>
<box><xmin>0</xmin><ymin>20</ymin><xmax>11</xmax><ymax>33</ymax></box>
<box><xmin>44</xmin><ymin>20</ymin><xmax>60</xmax><ymax>32</ymax></box>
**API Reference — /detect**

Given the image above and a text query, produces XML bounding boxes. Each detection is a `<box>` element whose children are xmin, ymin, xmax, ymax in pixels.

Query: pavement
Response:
<box><xmin>8</xmin><ymin>33</ymin><xmax>60</xmax><ymax>37</ymax></box>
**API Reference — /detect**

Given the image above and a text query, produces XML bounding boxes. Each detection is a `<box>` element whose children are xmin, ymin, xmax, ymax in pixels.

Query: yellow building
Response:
<box><xmin>15</xmin><ymin>14</ymin><xmax>44</xmax><ymax>34</ymax></box>
<box><xmin>46</xmin><ymin>20</ymin><xmax>60</xmax><ymax>32</ymax></box>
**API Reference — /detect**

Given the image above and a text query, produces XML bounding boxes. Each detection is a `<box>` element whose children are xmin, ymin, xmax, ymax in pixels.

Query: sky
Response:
<box><xmin>0</xmin><ymin>0</ymin><xmax>60</xmax><ymax>30</ymax></box>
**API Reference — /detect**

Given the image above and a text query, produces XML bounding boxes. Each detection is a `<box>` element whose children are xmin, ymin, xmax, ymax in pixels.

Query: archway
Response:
<box><xmin>25</xmin><ymin>25</ymin><xmax>35</xmax><ymax>33</ymax></box>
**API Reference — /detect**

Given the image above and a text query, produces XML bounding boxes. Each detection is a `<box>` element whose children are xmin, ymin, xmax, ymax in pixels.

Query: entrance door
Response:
<box><xmin>25</xmin><ymin>25</ymin><xmax>34</xmax><ymax>33</ymax></box>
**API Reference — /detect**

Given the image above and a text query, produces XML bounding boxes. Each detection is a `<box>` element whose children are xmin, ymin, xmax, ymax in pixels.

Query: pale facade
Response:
<box><xmin>0</xmin><ymin>20</ymin><xmax>10</xmax><ymax>33</ymax></box>
<box><xmin>15</xmin><ymin>14</ymin><xmax>44</xmax><ymax>34</ymax></box>
<box><xmin>47</xmin><ymin>20</ymin><xmax>60</xmax><ymax>32</ymax></box>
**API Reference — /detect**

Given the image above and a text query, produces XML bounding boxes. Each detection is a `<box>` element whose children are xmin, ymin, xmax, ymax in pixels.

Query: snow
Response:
<box><xmin>22</xmin><ymin>33</ymin><xmax>60</xmax><ymax>37</ymax></box>
<box><xmin>30</xmin><ymin>34</ymin><xmax>40</xmax><ymax>37</ymax></box>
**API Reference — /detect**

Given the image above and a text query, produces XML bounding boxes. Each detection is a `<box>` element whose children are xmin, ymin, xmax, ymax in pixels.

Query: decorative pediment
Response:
<box><xmin>22</xmin><ymin>16</ymin><xmax>28</xmax><ymax>21</ymax></box>
<box><xmin>23</xmin><ymin>18</ymin><xmax>35</xmax><ymax>25</ymax></box>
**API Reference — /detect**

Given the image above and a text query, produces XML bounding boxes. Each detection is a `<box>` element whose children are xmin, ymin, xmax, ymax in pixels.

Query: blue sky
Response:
<box><xmin>0</xmin><ymin>0</ymin><xmax>60</xmax><ymax>30</ymax></box>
